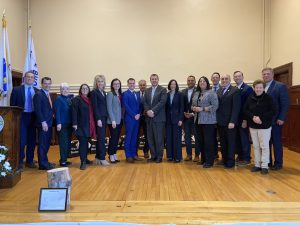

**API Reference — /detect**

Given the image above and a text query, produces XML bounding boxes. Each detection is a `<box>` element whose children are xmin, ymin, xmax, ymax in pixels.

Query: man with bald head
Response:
<box><xmin>216</xmin><ymin>74</ymin><xmax>241</xmax><ymax>168</ymax></box>
<box><xmin>137</xmin><ymin>79</ymin><xmax>149</xmax><ymax>158</ymax></box>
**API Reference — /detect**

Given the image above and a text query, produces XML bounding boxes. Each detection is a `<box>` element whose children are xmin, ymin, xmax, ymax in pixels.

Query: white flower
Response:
<box><xmin>4</xmin><ymin>161</ymin><xmax>11</xmax><ymax>170</ymax></box>
<box><xmin>1</xmin><ymin>172</ymin><xmax>6</xmax><ymax>177</ymax></box>
<box><xmin>0</xmin><ymin>154</ymin><xmax>5</xmax><ymax>161</ymax></box>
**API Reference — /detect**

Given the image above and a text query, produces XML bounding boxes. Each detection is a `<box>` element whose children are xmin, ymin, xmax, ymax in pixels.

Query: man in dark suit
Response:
<box><xmin>10</xmin><ymin>71</ymin><xmax>39</xmax><ymax>169</ymax></box>
<box><xmin>233</xmin><ymin>71</ymin><xmax>253</xmax><ymax>165</ymax></box>
<box><xmin>33</xmin><ymin>77</ymin><xmax>55</xmax><ymax>170</ymax></box>
<box><xmin>137</xmin><ymin>79</ymin><xmax>149</xmax><ymax>158</ymax></box>
<box><xmin>211</xmin><ymin>72</ymin><xmax>221</xmax><ymax>159</ymax></box>
<box><xmin>142</xmin><ymin>74</ymin><xmax>167</xmax><ymax>163</ymax></box>
<box><xmin>216</xmin><ymin>74</ymin><xmax>241</xmax><ymax>168</ymax></box>
<box><xmin>262</xmin><ymin>67</ymin><xmax>290</xmax><ymax>170</ymax></box>
<box><xmin>181</xmin><ymin>75</ymin><xmax>199</xmax><ymax>161</ymax></box>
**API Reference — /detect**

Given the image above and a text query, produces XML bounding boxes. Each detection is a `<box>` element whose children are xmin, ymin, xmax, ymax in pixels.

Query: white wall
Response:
<box><xmin>270</xmin><ymin>0</ymin><xmax>300</xmax><ymax>85</ymax></box>
<box><xmin>30</xmin><ymin>0</ymin><xmax>264</xmax><ymax>89</ymax></box>
<box><xmin>0</xmin><ymin>0</ymin><xmax>27</xmax><ymax>72</ymax></box>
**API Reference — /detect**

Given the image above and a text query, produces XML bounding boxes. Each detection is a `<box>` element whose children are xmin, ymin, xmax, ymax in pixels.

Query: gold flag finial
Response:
<box><xmin>2</xmin><ymin>9</ymin><xmax>6</xmax><ymax>28</ymax></box>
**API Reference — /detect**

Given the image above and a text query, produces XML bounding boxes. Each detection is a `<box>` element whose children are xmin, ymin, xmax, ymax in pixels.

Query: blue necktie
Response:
<box><xmin>214</xmin><ymin>86</ymin><xmax>217</xmax><ymax>92</ymax></box>
<box><xmin>27</xmin><ymin>86</ymin><xmax>32</xmax><ymax>112</ymax></box>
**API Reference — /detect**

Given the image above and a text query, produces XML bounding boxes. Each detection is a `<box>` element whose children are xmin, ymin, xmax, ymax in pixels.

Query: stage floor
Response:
<box><xmin>0</xmin><ymin>146</ymin><xmax>300</xmax><ymax>224</ymax></box>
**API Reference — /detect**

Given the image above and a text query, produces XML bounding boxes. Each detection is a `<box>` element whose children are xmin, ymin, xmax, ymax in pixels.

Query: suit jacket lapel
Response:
<box><xmin>223</xmin><ymin>85</ymin><xmax>231</xmax><ymax>97</ymax></box>
<box><xmin>21</xmin><ymin>85</ymin><xmax>25</xmax><ymax>105</ymax></box>
<box><xmin>267</xmin><ymin>80</ymin><xmax>275</xmax><ymax>94</ymax></box>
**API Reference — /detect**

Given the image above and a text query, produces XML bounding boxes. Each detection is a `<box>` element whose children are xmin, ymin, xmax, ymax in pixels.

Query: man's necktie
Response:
<box><xmin>27</xmin><ymin>86</ymin><xmax>32</xmax><ymax>112</ymax></box>
<box><xmin>48</xmin><ymin>94</ymin><xmax>53</xmax><ymax>108</ymax></box>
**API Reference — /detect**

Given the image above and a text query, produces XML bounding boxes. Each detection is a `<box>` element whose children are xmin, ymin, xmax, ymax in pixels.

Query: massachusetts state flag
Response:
<box><xmin>0</xmin><ymin>14</ymin><xmax>13</xmax><ymax>106</ymax></box>
<box><xmin>23</xmin><ymin>28</ymin><xmax>39</xmax><ymax>88</ymax></box>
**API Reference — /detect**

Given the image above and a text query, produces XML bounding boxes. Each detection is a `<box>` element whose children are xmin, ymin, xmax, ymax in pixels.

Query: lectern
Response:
<box><xmin>0</xmin><ymin>106</ymin><xmax>22</xmax><ymax>188</ymax></box>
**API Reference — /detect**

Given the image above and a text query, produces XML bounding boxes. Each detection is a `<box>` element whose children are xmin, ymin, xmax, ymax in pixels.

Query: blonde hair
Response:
<box><xmin>93</xmin><ymin>75</ymin><xmax>106</xmax><ymax>90</ymax></box>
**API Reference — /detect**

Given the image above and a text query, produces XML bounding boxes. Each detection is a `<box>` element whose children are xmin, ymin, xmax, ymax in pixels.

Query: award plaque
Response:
<box><xmin>38</xmin><ymin>188</ymin><xmax>68</xmax><ymax>212</ymax></box>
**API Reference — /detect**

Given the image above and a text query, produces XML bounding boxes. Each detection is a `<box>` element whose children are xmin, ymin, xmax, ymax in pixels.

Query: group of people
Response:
<box><xmin>10</xmin><ymin>67</ymin><xmax>289</xmax><ymax>174</ymax></box>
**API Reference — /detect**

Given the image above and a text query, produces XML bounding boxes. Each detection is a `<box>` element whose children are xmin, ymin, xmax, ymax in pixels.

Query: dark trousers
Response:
<box><xmin>20</xmin><ymin>112</ymin><xmax>36</xmax><ymax>164</ymax></box>
<box><xmin>270</xmin><ymin>124</ymin><xmax>283</xmax><ymax>166</ymax></box>
<box><xmin>194</xmin><ymin>124</ymin><xmax>203</xmax><ymax>162</ymax></box>
<box><xmin>37</xmin><ymin>127</ymin><xmax>52</xmax><ymax>168</ymax></box>
<box><xmin>58</xmin><ymin>125</ymin><xmax>72</xmax><ymax>163</ymax></box>
<box><xmin>183</xmin><ymin>118</ymin><xmax>200</xmax><ymax>156</ymax></box>
<box><xmin>236</xmin><ymin>126</ymin><xmax>251</xmax><ymax>161</ymax></box>
<box><xmin>218</xmin><ymin>125</ymin><xmax>236</xmax><ymax>167</ymax></box>
<box><xmin>147</xmin><ymin>120</ymin><xmax>165</xmax><ymax>160</ymax></box>
<box><xmin>198</xmin><ymin>124</ymin><xmax>216</xmax><ymax>166</ymax></box>
<box><xmin>77</xmin><ymin>135</ymin><xmax>89</xmax><ymax>163</ymax></box>
<box><xmin>166</xmin><ymin>123</ymin><xmax>182</xmax><ymax>160</ymax></box>
<box><xmin>214</xmin><ymin>127</ymin><xmax>219</xmax><ymax>158</ymax></box>
<box><xmin>95</xmin><ymin>117</ymin><xmax>107</xmax><ymax>160</ymax></box>
<box><xmin>137</xmin><ymin>116</ymin><xmax>149</xmax><ymax>154</ymax></box>
<box><xmin>108</xmin><ymin>122</ymin><xmax>122</xmax><ymax>156</ymax></box>
<box><xmin>125</xmin><ymin>119</ymin><xmax>139</xmax><ymax>158</ymax></box>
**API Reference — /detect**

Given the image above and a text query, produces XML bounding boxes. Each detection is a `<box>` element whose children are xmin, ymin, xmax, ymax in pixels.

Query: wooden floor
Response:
<box><xmin>1</xmin><ymin>146</ymin><xmax>300</xmax><ymax>224</ymax></box>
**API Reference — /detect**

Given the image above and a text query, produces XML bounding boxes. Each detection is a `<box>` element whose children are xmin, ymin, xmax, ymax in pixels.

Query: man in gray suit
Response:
<box><xmin>143</xmin><ymin>74</ymin><xmax>167</xmax><ymax>163</ymax></box>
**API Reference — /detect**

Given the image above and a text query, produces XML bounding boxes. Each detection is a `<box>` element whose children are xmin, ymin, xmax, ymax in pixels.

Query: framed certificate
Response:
<box><xmin>38</xmin><ymin>188</ymin><xmax>68</xmax><ymax>212</ymax></box>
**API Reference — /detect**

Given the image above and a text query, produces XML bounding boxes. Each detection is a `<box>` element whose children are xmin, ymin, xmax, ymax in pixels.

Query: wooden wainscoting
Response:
<box><xmin>287</xmin><ymin>85</ymin><xmax>300</xmax><ymax>153</ymax></box>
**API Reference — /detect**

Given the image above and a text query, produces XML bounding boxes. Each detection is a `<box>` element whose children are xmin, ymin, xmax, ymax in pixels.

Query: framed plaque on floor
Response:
<box><xmin>38</xmin><ymin>188</ymin><xmax>68</xmax><ymax>212</ymax></box>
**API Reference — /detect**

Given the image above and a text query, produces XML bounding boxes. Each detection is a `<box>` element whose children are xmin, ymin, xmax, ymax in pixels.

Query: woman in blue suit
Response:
<box><xmin>106</xmin><ymin>78</ymin><xmax>123</xmax><ymax>163</ymax></box>
<box><xmin>166</xmin><ymin>79</ymin><xmax>184</xmax><ymax>162</ymax></box>
<box><xmin>54</xmin><ymin>83</ymin><xmax>73</xmax><ymax>167</ymax></box>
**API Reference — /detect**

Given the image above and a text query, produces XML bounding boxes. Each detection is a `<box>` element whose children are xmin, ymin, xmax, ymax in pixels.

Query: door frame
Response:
<box><xmin>273</xmin><ymin>62</ymin><xmax>293</xmax><ymax>87</ymax></box>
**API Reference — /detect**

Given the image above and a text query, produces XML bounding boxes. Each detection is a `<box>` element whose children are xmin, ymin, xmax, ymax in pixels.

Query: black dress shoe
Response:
<box><xmin>25</xmin><ymin>162</ymin><xmax>37</xmax><ymax>168</ymax></box>
<box><xmin>203</xmin><ymin>164</ymin><xmax>213</xmax><ymax>168</ymax></box>
<box><xmin>147</xmin><ymin>158</ymin><xmax>156</xmax><ymax>163</ymax></box>
<box><xmin>174</xmin><ymin>159</ymin><xmax>181</xmax><ymax>163</ymax></box>
<box><xmin>167</xmin><ymin>158</ymin><xmax>173</xmax><ymax>162</ymax></box>
<box><xmin>60</xmin><ymin>161</ymin><xmax>72</xmax><ymax>167</ymax></box>
<box><xmin>86</xmin><ymin>159</ymin><xmax>93</xmax><ymax>164</ymax></box>
<box><xmin>49</xmin><ymin>162</ymin><xmax>56</xmax><ymax>167</ymax></box>
<box><xmin>271</xmin><ymin>165</ymin><xmax>282</xmax><ymax>171</ymax></box>
<box><xmin>155</xmin><ymin>158</ymin><xmax>162</xmax><ymax>163</ymax></box>
<box><xmin>197</xmin><ymin>161</ymin><xmax>205</xmax><ymax>165</ymax></box>
<box><xmin>251</xmin><ymin>166</ymin><xmax>261</xmax><ymax>172</ymax></box>
<box><xmin>39</xmin><ymin>164</ymin><xmax>55</xmax><ymax>170</ymax></box>
<box><xmin>80</xmin><ymin>162</ymin><xmax>87</xmax><ymax>170</ymax></box>
<box><xmin>126</xmin><ymin>157</ymin><xmax>134</xmax><ymax>163</ymax></box>
<box><xmin>261</xmin><ymin>168</ymin><xmax>269</xmax><ymax>174</ymax></box>
<box><xmin>224</xmin><ymin>165</ymin><xmax>234</xmax><ymax>169</ymax></box>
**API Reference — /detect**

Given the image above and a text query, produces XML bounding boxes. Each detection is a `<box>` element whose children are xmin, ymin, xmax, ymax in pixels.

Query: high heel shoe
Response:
<box><xmin>80</xmin><ymin>162</ymin><xmax>86</xmax><ymax>170</ymax></box>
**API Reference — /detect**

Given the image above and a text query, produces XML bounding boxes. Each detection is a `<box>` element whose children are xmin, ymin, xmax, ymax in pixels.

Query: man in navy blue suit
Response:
<box><xmin>33</xmin><ymin>77</ymin><xmax>55</xmax><ymax>170</ymax></box>
<box><xmin>10</xmin><ymin>71</ymin><xmax>39</xmax><ymax>169</ymax></box>
<box><xmin>262</xmin><ymin>67</ymin><xmax>290</xmax><ymax>170</ymax></box>
<box><xmin>233</xmin><ymin>71</ymin><xmax>253</xmax><ymax>166</ymax></box>
<box><xmin>123</xmin><ymin>78</ymin><xmax>142</xmax><ymax>163</ymax></box>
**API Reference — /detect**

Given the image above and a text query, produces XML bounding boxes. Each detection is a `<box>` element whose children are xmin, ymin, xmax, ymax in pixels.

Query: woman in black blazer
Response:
<box><xmin>72</xmin><ymin>84</ymin><xmax>96</xmax><ymax>170</ymax></box>
<box><xmin>165</xmin><ymin>79</ymin><xmax>184</xmax><ymax>162</ymax></box>
<box><xmin>90</xmin><ymin>75</ymin><xmax>110</xmax><ymax>166</ymax></box>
